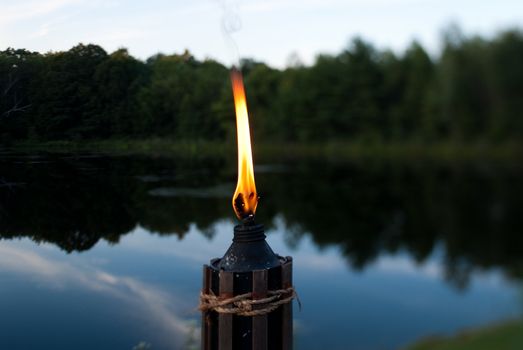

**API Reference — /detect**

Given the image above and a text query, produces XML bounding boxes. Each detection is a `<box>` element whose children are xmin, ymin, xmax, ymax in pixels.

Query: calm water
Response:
<box><xmin>0</xmin><ymin>153</ymin><xmax>522</xmax><ymax>350</ymax></box>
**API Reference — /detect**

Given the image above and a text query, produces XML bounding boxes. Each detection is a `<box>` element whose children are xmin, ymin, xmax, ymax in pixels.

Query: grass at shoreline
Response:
<box><xmin>405</xmin><ymin>319</ymin><xmax>523</xmax><ymax>350</ymax></box>
<box><xmin>4</xmin><ymin>138</ymin><xmax>523</xmax><ymax>162</ymax></box>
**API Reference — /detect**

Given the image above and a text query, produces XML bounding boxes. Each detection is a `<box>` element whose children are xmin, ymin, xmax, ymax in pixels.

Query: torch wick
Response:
<box><xmin>241</xmin><ymin>214</ymin><xmax>256</xmax><ymax>226</ymax></box>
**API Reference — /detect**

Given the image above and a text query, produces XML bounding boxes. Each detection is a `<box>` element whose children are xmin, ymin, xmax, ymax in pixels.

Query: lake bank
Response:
<box><xmin>406</xmin><ymin>318</ymin><xmax>523</xmax><ymax>350</ymax></box>
<box><xmin>5</xmin><ymin>138</ymin><xmax>523</xmax><ymax>163</ymax></box>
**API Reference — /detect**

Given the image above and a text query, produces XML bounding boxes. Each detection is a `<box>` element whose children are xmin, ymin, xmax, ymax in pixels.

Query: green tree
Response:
<box><xmin>137</xmin><ymin>51</ymin><xmax>228</xmax><ymax>140</ymax></box>
<box><xmin>486</xmin><ymin>30</ymin><xmax>523</xmax><ymax>140</ymax></box>
<box><xmin>382</xmin><ymin>42</ymin><xmax>434</xmax><ymax>140</ymax></box>
<box><xmin>93</xmin><ymin>48</ymin><xmax>148</xmax><ymax>136</ymax></box>
<box><xmin>31</xmin><ymin>44</ymin><xmax>109</xmax><ymax>139</ymax></box>
<box><xmin>0</xmin><ymin>48</ymin><xmax>41</xmax><ymax>142</ymax></box>
<box><xmin>434</xmin><ymin>27</ymin><xmax>492</xmax><ymax>140</ymax></box>
<box><xmin>243</xmin><ymin>63</ymin><xmax>282</xmax><ymax>141</ymax></box>
<box><xmin>336</xmin><ymin>38</ymin><xmax>384</xmax><ymax>140</ymax></box>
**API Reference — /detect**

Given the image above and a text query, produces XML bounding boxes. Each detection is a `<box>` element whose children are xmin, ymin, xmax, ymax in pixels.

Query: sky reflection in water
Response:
<box><xmin>0</xmin><ymin>220</ymin><xmax>520</xmax><ymax>350</ymax></box>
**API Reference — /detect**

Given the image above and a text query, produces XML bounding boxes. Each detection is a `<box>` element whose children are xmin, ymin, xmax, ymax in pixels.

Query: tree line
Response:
<box><xmin>1</xmin><ymin>27</ymin><xmax>523</xmax><ymax>144</ymax></box>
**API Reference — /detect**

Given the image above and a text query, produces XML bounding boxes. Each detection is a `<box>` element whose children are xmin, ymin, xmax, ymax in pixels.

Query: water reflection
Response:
<box><xmin>0</xmin><ymin>238</ymin><xmax>196</xmax><ymax>349</ymax></box>
<box><xmin>1</xmin><ymin>153</ymin><xmax>522</xmax><ymax>290</ymax></box>
<box><xmin>1</xmin><ymin>153</ymin><xmax>523</xmax><ymax>349</ymax></box>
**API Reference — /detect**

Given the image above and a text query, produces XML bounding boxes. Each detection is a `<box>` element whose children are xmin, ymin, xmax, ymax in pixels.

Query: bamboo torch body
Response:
<box><xmin>201</xmin><ymin>224</ymin><xmax>293</xmax><ymax>350</ymax></box>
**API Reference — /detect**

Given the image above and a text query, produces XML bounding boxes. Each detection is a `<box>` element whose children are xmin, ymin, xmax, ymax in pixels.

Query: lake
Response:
<box><xmin>0</xmin><ymin>152</ymin><xmax>522</xmax><ymax>350</ymax></box>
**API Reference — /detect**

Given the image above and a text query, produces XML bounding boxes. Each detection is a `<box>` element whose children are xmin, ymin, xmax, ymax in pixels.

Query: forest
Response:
<box><xmin>1</xmin><ymin>27</ymin><xmax>523</xmax><ymax>146</ymax></box>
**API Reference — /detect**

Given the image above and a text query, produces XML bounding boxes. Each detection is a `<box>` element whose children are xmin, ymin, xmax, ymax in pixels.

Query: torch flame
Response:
<box><xmin>231</xmin><ymin>68</ymin><xmax>258</xmax><ymax>221</ymax></box>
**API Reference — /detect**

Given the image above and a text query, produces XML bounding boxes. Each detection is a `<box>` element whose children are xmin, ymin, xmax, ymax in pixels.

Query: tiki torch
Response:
<box><xmin>199</xmin><ymin>69</ymin><xmax>295</xmax><ymax>350</ymax></box>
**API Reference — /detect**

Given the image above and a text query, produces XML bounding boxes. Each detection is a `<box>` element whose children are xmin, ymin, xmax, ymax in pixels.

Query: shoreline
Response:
<box><xmin>405</xmin><ymin>318</ymin><xmax>523</xmax><ymax>350</ymax></box>
<box><xmin>3</xmin><ymin>139</ymin><xmax>523</xmax><ymax>162</ymax></box>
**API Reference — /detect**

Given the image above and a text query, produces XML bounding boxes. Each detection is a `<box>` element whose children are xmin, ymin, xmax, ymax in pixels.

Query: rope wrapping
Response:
<box><xmin>199</xmin><ymin>287</ymin><xmax>299</xmax><ymax>317</ymax></box>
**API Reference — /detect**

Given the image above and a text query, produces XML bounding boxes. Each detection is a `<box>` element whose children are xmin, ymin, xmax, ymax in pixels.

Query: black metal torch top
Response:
<box><xmin>217</xmin><ymin>222</ymin><xmax>281</xmax><ymax>272</ymax></box>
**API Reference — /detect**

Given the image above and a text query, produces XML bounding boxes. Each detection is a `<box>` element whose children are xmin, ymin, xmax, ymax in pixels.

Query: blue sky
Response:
<box><xmin>1</xmin><ymin>0</ymin><xmax>523</xmax><ymax>67</ymax></box>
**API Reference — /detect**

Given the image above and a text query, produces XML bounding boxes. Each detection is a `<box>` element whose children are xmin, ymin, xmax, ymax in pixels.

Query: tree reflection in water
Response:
<box><xmin>1</xmin><ymin>153</ymin><xmax>522</xmax><ymax>289</ymax></box>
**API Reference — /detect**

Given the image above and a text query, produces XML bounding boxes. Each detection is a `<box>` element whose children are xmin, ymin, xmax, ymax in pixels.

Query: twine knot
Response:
<box><xmin>199</xmin><ymin>287</ymin><xmax>299</xmax><ymax>317</ymax></box>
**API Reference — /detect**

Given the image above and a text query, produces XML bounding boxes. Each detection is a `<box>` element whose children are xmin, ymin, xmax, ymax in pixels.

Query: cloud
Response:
<box><xmin>241</xmin><ymin>0</ymin><xmax>431</xmax><ymax>14</ymax></box>
<box><xmin>0</xmin><ymin>242</ymin><xmax>195</xmax><ymax>345</ymax></box>
<box><xmin>31</xmin><ymin>22</ymin><xmax>51</xmax><ymax>38</ymax></box>
<box><xmin>372</xmin><ymin>255</ymin><xmax>442</xmax><ymax>279</ymax></box>
<box><xmin>0</xmin><ymin>0</ymin><xmax>83</xmax><ymax>25</ymax></box>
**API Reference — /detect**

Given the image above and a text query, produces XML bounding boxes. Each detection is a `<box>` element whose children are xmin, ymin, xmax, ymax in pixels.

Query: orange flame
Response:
<box><xmin>231</xmin><ymin>68</ymin><xmax>258</xmax><ymax>220</ymax></box>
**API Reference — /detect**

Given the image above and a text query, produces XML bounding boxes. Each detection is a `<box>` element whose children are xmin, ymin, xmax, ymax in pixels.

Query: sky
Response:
<box><xmin>1</xmin><ymin>0</ymin><xmax>523</xmax><ymax>67</ymax></box>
